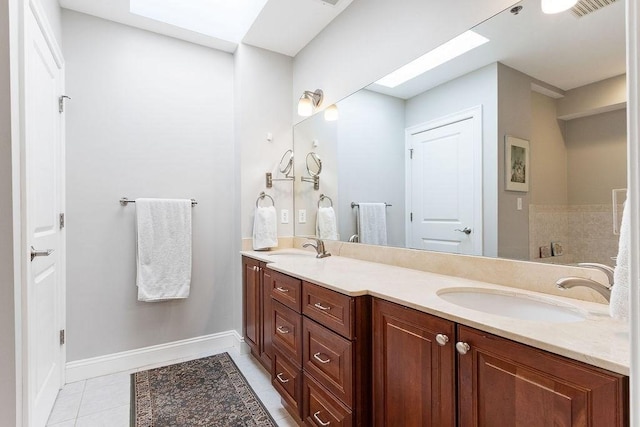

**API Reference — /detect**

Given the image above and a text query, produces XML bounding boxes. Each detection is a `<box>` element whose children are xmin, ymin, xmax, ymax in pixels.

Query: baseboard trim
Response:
<box><xmin>65</xmin><ymin>330</ymin><xmax>245</xmax><ymax>383</ymax></box>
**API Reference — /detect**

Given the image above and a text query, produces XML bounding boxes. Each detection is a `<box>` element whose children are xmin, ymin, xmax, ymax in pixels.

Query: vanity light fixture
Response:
<box><xmin>541</xmin><ymin>0</ymin><xmax>578</xmax><ymax>14</ymax></box>
<box><xmin>324</xmin><ymin>104</ymin><xmax>339</xmax><ymax>121</ymax></box>
<box><xmin>298</xmin><ymin>89</ymin><xmax>324</xmax><ymax>116</ymax></box>
<box><xmin>375</xmin><ymin>30</ymin><xmax>489</xmax><ymax>88</ymax></box>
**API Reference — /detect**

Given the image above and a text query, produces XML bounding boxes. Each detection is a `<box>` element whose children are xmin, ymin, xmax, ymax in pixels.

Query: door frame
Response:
<box><xmin>13</xmin><ymin>0</ymin><xmax>66</xmax><ymax>424</ymax></box>
<box><xmin>404</xmin><ymin>105</ymin><xmax>483</xmax><ymax>255</ymax></box>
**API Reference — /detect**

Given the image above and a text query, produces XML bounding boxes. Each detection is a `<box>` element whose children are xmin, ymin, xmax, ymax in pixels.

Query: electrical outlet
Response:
<box><xmin>517</xmin><ymin>197</ymin><xmax>523</xmax><ymax>211</ymax></box>
<box><xmin>281</xmin><ymin>209</ymin><xmax>289</xmax><ymax>224</ymax></box>
<box><xmin>298</xmin><ymin>209</ymin><xmax>307</xmax><ymax>224</ymax></box>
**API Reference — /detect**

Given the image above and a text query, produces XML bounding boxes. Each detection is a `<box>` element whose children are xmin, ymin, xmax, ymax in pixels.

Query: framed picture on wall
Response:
<box><xmin>505</xmin><ymin>135</ymin><xmax>530</xmax><ymax>192</ymax></box>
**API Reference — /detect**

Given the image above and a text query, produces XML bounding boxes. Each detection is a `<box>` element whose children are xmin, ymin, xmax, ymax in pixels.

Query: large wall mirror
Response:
<box><xmin>293</xmin><ymin>0</ymin><xmax>627</xmax><ymax>267</ymax></box>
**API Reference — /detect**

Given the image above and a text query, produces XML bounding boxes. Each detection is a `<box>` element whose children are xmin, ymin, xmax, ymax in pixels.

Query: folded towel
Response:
<box><xmin>136</xmin><ymin>198</ymin><xmax>192</xmax><ymax>302</ymax></box>
<box><xmin>317</xmin><ymin>206</ymin><xmax>338</xmax><ymax>240</ymax></box>
<box><xmin>610</xmin><ymin>200</ymin><xmax>630</xmax><ymax>319</ymax></box>
<box><xmin>253</xmin><ymin>206</ymin><xmax>278</xmax><ymax>250</ymax></box>
<box><xmin>358</xmin><ymin>203</ymin><xmax>387</xmax><ymax>245</ymax></box>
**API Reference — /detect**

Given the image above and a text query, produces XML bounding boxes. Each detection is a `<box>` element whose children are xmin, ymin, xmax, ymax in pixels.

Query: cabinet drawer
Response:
<box><xmin>303</xmin><ymin>372</ymin><xmax>353</xmax><ymax>427</ymax></box>
<box><xmin>302</xmin><ymin>282</ymin><xmax>354</xmax><ymax>339</ymax></box>
<box><xmin>270</xmin><ymin>269</ymin><xmax>302</xmax><ymax>312</ymax></box>
<box><xmin>303</xmin><ymin>317</ymin><xmax>353</xmax><ymax>407</ymax></box>
<box><xmin>272</xmin><ymin>348</ymin><xmax>302</xmax><ymax>418</ymax></box>
<box><xmin>272</xmin><ymin>300</ymin><xmax>303</xmax><ymax>366</ymax></box>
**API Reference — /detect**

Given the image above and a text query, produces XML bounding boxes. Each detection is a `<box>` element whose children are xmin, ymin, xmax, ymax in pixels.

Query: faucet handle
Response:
<box><xmin>577</xmin><ymin>263</ymin><xmax>614</xmax><ymax>286</ymax></box>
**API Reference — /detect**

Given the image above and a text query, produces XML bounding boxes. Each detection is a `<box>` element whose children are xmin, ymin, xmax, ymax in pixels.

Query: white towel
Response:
<box><xmin>316</xmin><ymin>207</ymin><xmax>338</xmax><ymax>240</ymax></box>
<box><xmin>610</xmin><ymin>200</ymin><xmax>630</xmax><ymax>319</ymax></box>
<box><xmin>136</xmin><ymin>198</ymin><xmax>192</xmax><ymax>302</ymax></box>
<box><xmin>358</xmin><ymin>203</ymin><xmax>387</xmax><ymax>245</ymax></box>
<box><xmin>253</xmin><ymin>206</ymin><xmax>278</xmax><ymax>250</ymax></box>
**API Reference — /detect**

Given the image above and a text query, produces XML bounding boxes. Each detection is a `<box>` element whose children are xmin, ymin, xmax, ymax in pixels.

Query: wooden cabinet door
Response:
<box><xmin>372</xmin><ymin>298</ymin><xmax>456</xmax><ymax>427</ymax></box>
<box><xmin>242</xmin><ymin>257</ymin><xmax>260</xmax><ymax>356</ymax></box>
<box><xmin>457</xmin><ymin>325</ymin><xmax>628</xmax><ymax>427</ymax></box>
<box><xmin>260</xmin><ymin>267</ymin><xmax>273</xmax><ymax>370</ymax></box>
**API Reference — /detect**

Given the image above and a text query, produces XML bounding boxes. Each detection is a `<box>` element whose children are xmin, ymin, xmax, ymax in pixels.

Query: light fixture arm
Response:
<box><xmin>302</xmin><ymin>89</ymin><xmax>324</xmax><ymax>108</ymax></box>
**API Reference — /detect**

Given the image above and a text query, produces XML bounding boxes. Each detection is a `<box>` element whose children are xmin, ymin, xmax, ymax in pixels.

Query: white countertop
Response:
<box><xmin>241</xmin><ymin>249</ymin><xmax>629</xmax><ymax>375</ymax></box>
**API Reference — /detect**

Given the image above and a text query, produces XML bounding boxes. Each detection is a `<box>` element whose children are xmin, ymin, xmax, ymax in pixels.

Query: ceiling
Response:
<box><xmin>58</xmin><ymin>0</ymin><xmax>354</xmax><ymax>56</ymax></box>
<box><xmin>368</xmin><ymin>0</ymin><xmax>626</xmax><ymax>99</ymax></box>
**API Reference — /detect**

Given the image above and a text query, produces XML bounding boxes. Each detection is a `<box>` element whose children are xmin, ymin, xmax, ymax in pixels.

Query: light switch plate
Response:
<box><xmin>298</xmin><ymin>209</ymin><xmax>307</xmax><ymax>224</ymax></box>
<box><xmin>281</xmin><ymin>209</ymin><xmax>289</xmax><ymax>224</ymax></box>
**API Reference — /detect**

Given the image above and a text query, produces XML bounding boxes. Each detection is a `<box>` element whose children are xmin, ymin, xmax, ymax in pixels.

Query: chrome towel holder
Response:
<box><xmin>351</xmin><ymin>202</ymin><xmax>391</xmax><ymax>208</ymax></box>
<box><xmin>119</xmin><ymin>197</ymin><xmax>197</xmax><ymax>206</ymax></box>
<box><xmin>256</xmin><ymin>192</ymin><xmax>275</xmax><ymax>208</ymax></box>
<box><xmin>318</xmin><ymin>194</ymin><xmax>333</xmax><ymax>208</ymax></box>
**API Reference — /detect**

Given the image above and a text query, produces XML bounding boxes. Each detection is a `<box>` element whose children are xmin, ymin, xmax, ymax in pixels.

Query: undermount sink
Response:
<box><xmin>266</xmin><ymin>250</ymin><xmax>315</xmax><ymax>257</ymax></box>
<box><xmin>437</xmin><ymin>287</ymin><xmax>586</xmax><ymax>323</ymax></box>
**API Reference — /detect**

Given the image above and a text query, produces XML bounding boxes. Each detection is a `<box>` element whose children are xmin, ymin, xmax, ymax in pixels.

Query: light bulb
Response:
<box><xmin>298</xmin><ymin>96</ymin><xmax>313</xmax><ymax>116</ymax></box>
<box><xmin>324</xmin><ymin>104</ymin><xmax>339</xmax><ymax>121</ymax></box>
<box><xmin>541</xmin><ymin>0</ymin><xmax>578</xmax><ymax>14</ymax></box>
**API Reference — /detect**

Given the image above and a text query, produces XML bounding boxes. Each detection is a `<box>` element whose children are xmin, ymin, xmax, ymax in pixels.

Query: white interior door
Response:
<box><xmin>407</xmin><ymin>107</ymin><xmax>482</xmax><ymax>255</ymax></box>
<box><xmin>24</xmin><ymin>4</ymin><xmax>65</xmax><ymax>426</ymax></box>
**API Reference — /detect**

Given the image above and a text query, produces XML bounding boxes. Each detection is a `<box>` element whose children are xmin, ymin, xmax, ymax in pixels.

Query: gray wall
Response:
<box><xmin>497</xmin><ymin>64</ymin><xmax>532</xmax><ymax>260</ymax></box>
<box><xmin>0</xmin><ymin>1</ymin><xmax>17</xmax><ymax>424</ymax></box>
<box><xmin>337</xmin><ymin>90</ymin><xmax>406</xmax><ymax>247</ymax></box>
<box><xmin>405</xmin><ymin>64</ymin><xmax>499</xmax><ymax>257</ymax></box>
<box><xmin>566</xmin><ymin>109</ymin><xmax>627</xmax><ymax>204</ymax></box>
<box><xmin>63</xmin><ymin>10</ymin><xmax>236</xmax><ymax>361</ymax></box>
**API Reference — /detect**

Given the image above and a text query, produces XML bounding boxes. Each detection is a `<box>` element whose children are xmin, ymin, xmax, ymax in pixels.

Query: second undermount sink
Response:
<box><xmin>437</xmin><ymin>287</ymin><xmax>587</xmax><ymax>323</ymax></box>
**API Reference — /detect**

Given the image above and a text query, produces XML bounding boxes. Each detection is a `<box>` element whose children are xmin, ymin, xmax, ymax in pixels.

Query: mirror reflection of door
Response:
<box><xmin>407</xmin><ymin>107</ymin><xmax>483</xmax><ymax>255</ymax></box>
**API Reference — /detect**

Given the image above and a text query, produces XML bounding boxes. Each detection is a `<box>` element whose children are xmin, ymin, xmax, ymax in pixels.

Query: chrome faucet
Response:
<box><xmin>556</xmin><ymin>263</ymin><xmax>614</xmax><ymax>302</ymax></box>
<box><xmin>303</xmin><ymin>238</ymin><xmax>331</xmax><ymax>258</ymax></box>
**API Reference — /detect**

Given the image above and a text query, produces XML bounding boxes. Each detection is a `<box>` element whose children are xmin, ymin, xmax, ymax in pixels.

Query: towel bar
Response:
<box><xmin>120</xmin><ymin>197</ymin><xmax>197</xmax><ymax>206</ymax></box>
<box><xmin>351</xmin><ymin>202</ymin><xmax>391</xmax><ymax>208</ymax></box>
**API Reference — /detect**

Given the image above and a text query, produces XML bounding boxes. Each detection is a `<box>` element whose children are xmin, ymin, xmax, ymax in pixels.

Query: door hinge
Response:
<box><xmin>59</xmin><ymin>213</ymin><xmax>65</xmax><ymax>229</ymax></box>
<box><xmin>58</xmin><ymin>95</ymin><xmax>71</xmax><ymax>113</ymax></box>
<box><xmin>59</xmin><ymin>329</ymin><xmax>65</xmax><ymax>345</ymax></box>
<box><xmin>409</xmin><ymin>148</ymin><xmax>414</xmax><ymax>159</ymax></box>
<box><xmin>410</xmin><ymin>212</ymin><xmax>413</xmax><ymax>222</ymax></box>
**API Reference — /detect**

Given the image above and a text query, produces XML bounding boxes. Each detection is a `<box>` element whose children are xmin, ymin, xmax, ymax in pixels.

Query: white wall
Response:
<box><xmin>405</xmin><ymin>64</ymin><xmax>499</xmax><ymax>257</ymax></box>
<box><xmin>63</xmin><ymin>10</ymin><xmax>236</xmax><ymax>361</ymax></box>
<box><xmin>1</xmin><ymin>1</ymin><xmax>17</xmax><ymax>423</ymax></box>
<box><xmin>337</xmin><ymin>90</ymin><xmax>406</xmax><ymax>246</ymax></box>
<box><xmin>292</xmin><ymin>0</ymin><xmax>517</xmax><ymax>122</ymax></box>
<box><xmin>236</xmin><ymin>43</ymin><xmax>294</xmax><ymax>241</ymax></box>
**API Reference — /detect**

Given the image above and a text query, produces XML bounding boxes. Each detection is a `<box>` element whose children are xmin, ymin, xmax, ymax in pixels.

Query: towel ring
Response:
<box><xmin>318</xmin><ymin>194</ymin><xmax>333</xmax><ymax>208</ymax></box>
<box><xmin>256</xmin><ymin>192</ymin><xmax>275</xmax><ymax>208</ymax></box>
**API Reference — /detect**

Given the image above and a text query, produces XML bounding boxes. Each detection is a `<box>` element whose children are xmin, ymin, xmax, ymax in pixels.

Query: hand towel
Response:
<box><xmin>316</xmin><ymin>206</ymin><xmax>338</xmax><ymax>240</ymax></box>
<box><xmin>253</xmin><ymin>206</ymin><xmax>278</xmax><ymax>250</ymax></box>
<box><xmin>610</xmin><ymin>200</ymin><xmax>630</xmax><ymax>319</ymax></box>
<box><xmin>358</xmin><ymin>203</ymin><xmax>387</xmax><ymax>245</ymax></box>
<box><xmin>136</xmin><ymin>198</ymin><xmax>192</xmax><ymax>302</ymax></box>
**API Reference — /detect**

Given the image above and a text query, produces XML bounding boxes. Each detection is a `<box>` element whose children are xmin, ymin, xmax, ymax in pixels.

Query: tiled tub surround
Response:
<box><xmin>529</xmin><ymin>203</ymin><xmax>623</xmax><ymax>266</ymax></box>
<box><xmin>241</xmin><ymin>246</ymin><xmax>628</xmax><ymax>375</ymax></box>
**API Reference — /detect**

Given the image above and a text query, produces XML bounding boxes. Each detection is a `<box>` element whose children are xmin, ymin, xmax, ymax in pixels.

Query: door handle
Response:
<box><xmin>455</xmin><ymin>227</ymin><xmax>472</xmax><ymax>235</ymax></box>
<box><xmin>30</xmin><ymin>246</ymin><xmax>54</xmax><ymax>262</ymax></box>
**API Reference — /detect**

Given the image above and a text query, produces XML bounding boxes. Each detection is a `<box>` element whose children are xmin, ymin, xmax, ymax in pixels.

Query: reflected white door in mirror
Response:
<box><xmin>407</xmin><ymin>106</ymin><xmax>483</xmax><ymax>255</ymax></box>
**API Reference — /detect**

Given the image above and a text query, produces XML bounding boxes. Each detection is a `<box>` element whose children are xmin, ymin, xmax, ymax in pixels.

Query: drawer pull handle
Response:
<box><xmin>276</xmin><ymin>373</ymin><xmax>290</xmax><ymax>383</ymax></box>
<box><xmin>276</xmin><ymin>287</ymin><xmax>289</xmax><ymax>293</ymax></box>
<box><xmin>276</xmin><ymin>326</ymin><xmax>290</xmax><ymax>334</ymax></box>
<box><xmin>314</xmin><ymin>302</ymin><xmax>331</xmax><ymax>311</ymax></box>
<box><xmin>313</xmin><ymin>352</ymin><xmax>331</xmax><ymax>364</ymax></box>
<box><xmin>313</xmin><ymin>411</ymin><xmax>331</xmax><ymax>426</ymax></box>
<box><xmin>253</xmin><ymin>266</ymin><xmax>259</xmax><ymax>272</ymax></box>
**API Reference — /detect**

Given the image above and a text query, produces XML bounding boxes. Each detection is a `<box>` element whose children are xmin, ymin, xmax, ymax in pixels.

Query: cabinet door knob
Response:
<box><xmin>313</xmin><ymin>352</ymin><xmax>331</xmax><ymax>364</ymax></box>
<box><xmin>435</xmin><ymin>334</ymin><xmax>449</xmax><ymax>346</ymax></box>
<box><xmin>276</xmin><ymin>326</ymin><xmax>290</xmax><ymax>334</ymax></box>
<box><xmin>276</xmin><ymin>373</ymin><xmax>290</xmax><ymax>383</ymax></box>
<box><xmin>253</xmin><ymin>265</ymin><xmax>259</xmax><ymax>272</ymax></box>
<box><xmin>313</xmin><ymin>411</ymin><xmax>331</xmax><ymax>426</ymax></box>
<box><xmin>456</xmin><ymin>342</ymin><xmax>471</xmax><ymax>355</ymax></box>
<box><xmin>314</xmin><ymin>302</ymin><xmax>331</xmax><ymax>311</ymax></box>
<box><xmin>275</xmin><ymin>286</ymin><xmax>289</xmax><ymax>293</ymax></box>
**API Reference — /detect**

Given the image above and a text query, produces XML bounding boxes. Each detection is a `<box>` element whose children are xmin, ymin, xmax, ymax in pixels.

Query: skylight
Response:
<box><xmin>375</xmin><ymin>30</ymin><xmax>490</xmax><ymax>88</ymax></box>
<box><xmin>130</xmin><ymin>0</ymin><xmax>269</xmax><ymax>43</ymax></box>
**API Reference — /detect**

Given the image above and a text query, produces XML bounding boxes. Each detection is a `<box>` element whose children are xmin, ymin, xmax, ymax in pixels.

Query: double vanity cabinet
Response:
<box><xmin>241</xmin><ymin>255</ymin><xmax>629</xmax><ymax>426</ymax></box>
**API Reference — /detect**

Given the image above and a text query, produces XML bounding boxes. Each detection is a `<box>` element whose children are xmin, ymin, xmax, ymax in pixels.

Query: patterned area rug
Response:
<box><xmin>132</xmin><ymin>353</ymin><xmax>277</xmax><ymax>426</ymax></box>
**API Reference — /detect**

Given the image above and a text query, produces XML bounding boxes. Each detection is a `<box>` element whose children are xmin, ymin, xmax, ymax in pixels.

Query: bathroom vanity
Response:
<box><xmin>241</xmin><ymin>250</ymin><xmax>629</xmax><ymax>426</ymax></box>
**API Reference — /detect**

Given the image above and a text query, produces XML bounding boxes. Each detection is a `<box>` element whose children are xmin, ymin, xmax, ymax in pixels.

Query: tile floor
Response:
<box><xmin>46</xmin><ymin>348</ymin><xmax>298</xmax><ymax>426</ymax></box>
